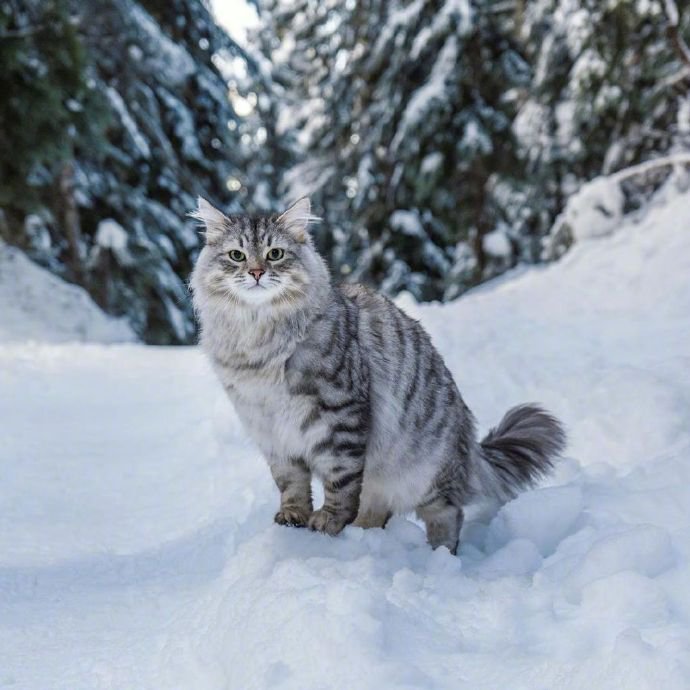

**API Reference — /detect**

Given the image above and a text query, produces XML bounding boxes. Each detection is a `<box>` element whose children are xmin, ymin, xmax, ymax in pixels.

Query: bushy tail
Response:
<box><xmin>476</xmin><ymin>404</ymin><xmax>566</xmax><ymax>502</ymax></box>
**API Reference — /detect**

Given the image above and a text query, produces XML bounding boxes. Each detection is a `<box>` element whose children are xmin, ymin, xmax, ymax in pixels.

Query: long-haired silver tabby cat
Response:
<box><xmin>190</xmin><ymin>198</ymin><xmax>566</xmax><ymax>554</ymax></box>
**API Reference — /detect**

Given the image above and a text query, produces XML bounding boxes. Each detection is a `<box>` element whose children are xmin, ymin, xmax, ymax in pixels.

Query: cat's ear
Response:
<box><xmin>277</xmin><ymin>197</ymin><xmax>317</xmax><ymax>243</ymax></box>
<box><xmin>189</xmin><ymin>197</ymin><xmax>228</xmax><ymax>244</ymax></box>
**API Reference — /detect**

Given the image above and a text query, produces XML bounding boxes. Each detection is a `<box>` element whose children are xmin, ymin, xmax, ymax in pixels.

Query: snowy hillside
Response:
<box><xmin>1</xmin><ymin>191</ymin><xmax>689</xmax><ymax>689</ymax></box>
<box><xmin>0</xmin><ymin>242</ymin><xmax>134</xmax><ymax>343</ymax></box>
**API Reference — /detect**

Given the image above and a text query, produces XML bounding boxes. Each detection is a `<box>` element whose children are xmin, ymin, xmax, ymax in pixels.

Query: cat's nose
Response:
<box><xmin>248</xmin><ymin>268</ymin><xmax>265</xmax><ymax>282</ymax></box>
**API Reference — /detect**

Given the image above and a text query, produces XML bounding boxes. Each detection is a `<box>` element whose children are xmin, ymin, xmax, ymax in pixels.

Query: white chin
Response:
<box><xmin>239</xmin><ymin>284</ymin><xmax>277</xmax><ymax>305</ymax></box>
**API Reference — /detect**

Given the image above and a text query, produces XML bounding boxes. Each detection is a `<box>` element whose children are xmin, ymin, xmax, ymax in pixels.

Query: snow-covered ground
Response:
<box><xmin>0</xmin><ymin>242</ymin><xmax>134</xmax><ymax>344</ymax></box>
<box><xmin>1</xmin><ymin>190</ymin><xmax>689</xmax><ymax>689</ymax></box>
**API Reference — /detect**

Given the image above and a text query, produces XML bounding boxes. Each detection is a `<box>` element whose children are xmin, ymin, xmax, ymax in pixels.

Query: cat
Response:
<box><xmin>190</xmin><ymin>197</ymin><xmax>566</xmax><ymax>553</ymax></box>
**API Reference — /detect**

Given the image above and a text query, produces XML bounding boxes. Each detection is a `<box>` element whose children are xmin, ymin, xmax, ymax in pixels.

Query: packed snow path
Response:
<box><xmin>1</xmin><ymin>193</ymin><xmax>690</xmax><ymax>689</ymax></box>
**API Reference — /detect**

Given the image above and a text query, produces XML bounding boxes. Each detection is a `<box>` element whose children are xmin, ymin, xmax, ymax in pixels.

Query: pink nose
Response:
<box><xmin>248</xmin><ymin>268</ymin><xmax>265</xmax><ymax>281</ymax></box>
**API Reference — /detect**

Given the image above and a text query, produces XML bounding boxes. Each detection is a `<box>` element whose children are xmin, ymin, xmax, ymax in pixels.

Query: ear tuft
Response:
<box><xmin>277</xmin><ymin>197</ymin><xmax>319</xmax><ymax>243</ymax></box>
<box><xmin>188</xmin><ymin>197</ymin><xmax>228</xmax><ymax>243</ymax></box>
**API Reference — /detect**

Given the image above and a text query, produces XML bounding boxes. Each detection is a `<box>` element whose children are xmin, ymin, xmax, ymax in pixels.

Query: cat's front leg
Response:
<box><xmin>308</xmin><ymin>452</ymin><xmax>365</xmax><ymax>536</ymax></box>
<box><xmin>271</xmin><ymin>456</ymin><xmax>313</xmax><ymax>527</ymax></box>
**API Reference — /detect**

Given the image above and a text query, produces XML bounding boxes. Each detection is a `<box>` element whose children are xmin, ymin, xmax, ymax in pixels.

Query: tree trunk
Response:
<box><xmin>58</xmin><ymin>161</ymin><xmax>83</xmax><ymax>281</ymax></box>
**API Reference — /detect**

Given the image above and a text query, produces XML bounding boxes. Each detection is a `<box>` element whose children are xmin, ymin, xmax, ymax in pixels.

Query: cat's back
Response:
<box><xmin>338</xmin><ymin>283</ymin><xmax>436</xmax><ymax>370</ymax></box>
<box><xmin>338</xmin><ymin>281</ymin><xmax>463</xmax><ymax>411</ymax></box>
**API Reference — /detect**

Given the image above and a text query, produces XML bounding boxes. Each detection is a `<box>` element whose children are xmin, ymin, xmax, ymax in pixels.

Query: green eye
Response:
<box><xmin>229</xmin><ymin>250</ymin><xmax>246</xmax><ymax>262</ymax></box>
<box><xmin>267</xmin><ymin>248</ymin><xmax>285</xmax><ymax>261</ymax></box>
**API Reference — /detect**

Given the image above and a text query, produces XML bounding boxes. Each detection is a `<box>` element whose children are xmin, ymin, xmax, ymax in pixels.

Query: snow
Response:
<box><xmin>547</xmin><ymin>156</ymin><xmax>690</xmax><ymax>256</ymax></box>
<box><xmin>95</xmin><ymin>219</ymin><xmax>130</xmax><ymax>259</ymax></box>
<box><xmin>129</xmin><ymin>4</ymin><xmax>196</xmax><ymax>87</ymax></box>
<box><xmin>679</xmin><ymin>96</ymin><xmax>690</xmax><ymax>135</ymax></box>
<box><xmin>211</xmin><ymin>0</ymin><xmax>259</xmax><ymax>48</ymax></box>
<box><xmin>159</xmin><ymin>89</ymin><xmax>205</xmax><ymax>162</ymax></box>
<box><xmin>571</xmin><ymin>48</ymin><xmax>607</xmax><ymax>95</ymax></box>
<box><xmin>371</xmin><ymin>0</ymin><xmax>425</xmax><ymax>68</ymax></box>
<box><xmin>485</xmin><ymin>486</ymin><xmax>584</xmax><ymax>557</ymax></box>
<box><xmin>23</xmin><ymin>214</ymin><xmax>51</xmax><ymax>253</ymax></box>
<box><xmin>482</xmin><ymin>227</ymin><xmax>511</xmax><ymax>258</ymax></box>
<box><xmin>664</xmin><ymin>0</ymin><xmax>679</xmax><ymax>26</ymax></box>
<box><xmin>410</xmin><ymin>0</ymin><xmax>473</xmax><ymax>60</ymax></box>
<box><xmin>549</xmin><ymin>175</ymin><xmax>625</xmax><ymax>246</ymax></box>
<box><xmin>0</xmin><ymin>243</ymin><xmax>135</xmax><ymax>344</ymax></box>
<box><xmin>420</xmin><ymin>151</ymin><xmax>444</xmax><ymax>176</ymax></box>
<box><xmin>391</xmin><ymin>34</ymin><xmax>459</xmax><ymax>150</ymax></box>
<box><xmin>106</xmin><ymin>87</ymin><xmax>151</xmax><ymax>160</ymax></box>
<box><xmin>459</xmin><ymin>118</ymin><xmax>493</xmax><ymax>155</ymax></box>
<box><xmin>2</xmin><ymin>189</ymin><xmax>690</xmax><ymax>688</ymax></box>
<box><xmin>390</xmin><ymin>209</ymin><xmax>425</xmax><ymax>238</ymax></box>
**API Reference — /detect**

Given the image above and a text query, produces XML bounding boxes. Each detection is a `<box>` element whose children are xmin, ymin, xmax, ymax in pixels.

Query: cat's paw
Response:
<box><xmin>307</xmin><ymin>509</ymin><xmax>348</xmax><ymax>536</ymax></box>
<box><xmin>274</xmin><ymin>506</ymin><xmax>311</xmax><ymax>528</ymax></box>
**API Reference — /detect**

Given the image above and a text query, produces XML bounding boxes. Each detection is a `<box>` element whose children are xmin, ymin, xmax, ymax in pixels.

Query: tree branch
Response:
<box><xmin>665</xmin><ymin>0</ymin><xmax>690</xmax><ymax>68</ymax></box>
<box><xmin>610</xmin><ymin>152</ymin><xmax>690</xmax><ymax>184</ymax></box>
<box><xmin>0</xmin><ymin>25</ymin><xmax>45</xmax><ymax>39</ymax></box>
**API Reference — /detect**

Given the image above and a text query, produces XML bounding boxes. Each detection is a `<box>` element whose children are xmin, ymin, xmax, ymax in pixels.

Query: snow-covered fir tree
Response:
<box><xmin>253</xmin><ymin>0</ymin><xmax>690</xmax><ymax>298</ymax></box>
<box><xmin>252</xmin><ymin>0</ymin><xmax>532</xmax><ymax>301</ymax></box>
<box><xmin>4</xmin><ymin>0</ymin><xmax>689</xmax><ymax>338</ymax></box>
<box><xmin>514</xmin><ymin>0</ymin><xmax>690</xmax><ymax>255</ymax></box>
<box><xmin>0</xmin><ymin>0</ymin><xmax>107</xmax><ymax>272</ymax></box>
<box><xmin>0</xmin><ymin>0</ymin><xmax>257</xmax><ymax>343</ymax></box>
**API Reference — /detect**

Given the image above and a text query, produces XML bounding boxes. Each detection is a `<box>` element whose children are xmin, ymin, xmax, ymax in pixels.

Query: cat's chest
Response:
<box><xmin>205</xmin><ymin>313</ymin><xmax>326</xmax><ymax>459</ymax></box>
<box><xmin>222</xmin><ymin>361</ymin><xmax>318</xmax><ymax>459</ymax></box>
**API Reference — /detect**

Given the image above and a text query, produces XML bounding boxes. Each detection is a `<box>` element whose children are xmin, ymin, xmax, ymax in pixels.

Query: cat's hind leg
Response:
<box><xmin>416</xmin><ymin>495</ymin><xmax>464</xmax><ymax>555</ymax></box>
<box><xmin>353</xmin><ymin>483</ymin><xmax>391</xmax><ymax>528</ymax></box>
<box><xmin>352</xmin><ymin>507</ymin><xmax>391</xmax><ymax>529</ymax></box>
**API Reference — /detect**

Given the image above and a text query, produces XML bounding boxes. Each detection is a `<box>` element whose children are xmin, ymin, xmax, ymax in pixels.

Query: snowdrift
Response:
<box><xmin>1</xmin><ymin>190</ymin><xmax>689</xmax><ymax>689</ymax></box>
<box><xmin>0</xmin><ymin>242</ymin><xmax>135</xmax><ymax>344</ymax></box>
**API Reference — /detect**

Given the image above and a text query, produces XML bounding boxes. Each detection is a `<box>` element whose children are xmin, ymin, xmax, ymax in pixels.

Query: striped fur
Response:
<box><xmin>191</xmin><ymin>198</ymin><xmax>566</xmax><ymax>553</ymax></box>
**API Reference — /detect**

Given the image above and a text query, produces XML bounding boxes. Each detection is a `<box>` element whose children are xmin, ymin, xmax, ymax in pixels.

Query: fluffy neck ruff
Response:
<box><xmin>191</xmin><ymin>248</ymin><xmax>332</xmax><ymax>370</ymax></box>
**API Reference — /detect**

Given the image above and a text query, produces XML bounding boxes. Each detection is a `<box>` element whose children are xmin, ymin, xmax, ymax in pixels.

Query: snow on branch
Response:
<box><xmin>664</xmin><ymin>0</ymin><xmax>679</xmax><ymax>26</ymax></box>
<box><xmin>607</xmin><ymin>151</ymin><xmax>690</xmax><ymax>183</ymax></box>
<box><xmin>664</xmin><ymin>0</ymin><xmax>690</xmax><ymax>68</ymax></box>
<box><xmin>655</xmin><ymin>66</ymin><xmax>690</xmax><ymax>93</ymax></box>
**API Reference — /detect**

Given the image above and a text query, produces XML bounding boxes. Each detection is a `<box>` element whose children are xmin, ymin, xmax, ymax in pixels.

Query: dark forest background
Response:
<box><xmin>1</xmin><ymin>0</ymin><xmax>689</xmax><ymax>343</ymax></box>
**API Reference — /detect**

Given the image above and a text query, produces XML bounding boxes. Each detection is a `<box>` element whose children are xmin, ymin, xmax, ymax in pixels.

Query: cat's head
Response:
<box><xmin>190</xmin><ymin>197</ymin><xmax>329</xmax><ymax>309</ymax></box>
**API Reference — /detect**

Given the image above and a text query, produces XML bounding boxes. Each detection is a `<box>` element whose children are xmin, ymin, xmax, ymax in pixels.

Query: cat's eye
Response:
<box><xmin>229</xmin><ymin>250</ymin><xmax>246</xmax><ymax>262</ymax></box>
<box><xmin>266</xmin><ymin>248</ymin><xmax>285</xmax><ymax>261</ymax></box>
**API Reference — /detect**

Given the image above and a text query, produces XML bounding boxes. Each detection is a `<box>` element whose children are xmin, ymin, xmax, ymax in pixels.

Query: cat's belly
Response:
<box><xmin>361</xmin><ymin>441</ymin><xmax>441</xmax><ymax>513</ymax></box>
<box><xmin>361</xmin><ymin>382</ymin><xmax>450</xmax><ymax>513</ymax></box>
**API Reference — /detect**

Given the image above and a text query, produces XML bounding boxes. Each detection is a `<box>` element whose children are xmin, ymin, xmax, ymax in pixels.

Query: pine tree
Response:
<box><xmin>253</xmin><ymin>0</ymin><xmax>532</xmax><ymax>301</ymax></box>
<box><xmin>514</xmin><ymin>0</ymin><xmax>690</xmax><ymax>253</ymax></box>
<box><xmin>237</xmin><ymin>2</ymin><xmax>299</xmax><ymax>213</ymax></box>
<box><xmin>0</xmin><ymin>0</ymin><xmax>257</xmax><ymax>343</ymax></box>
<box><xmin>0</xmin><ymin>0</ymin><xmax>106</xmax><ymax>269</ymax></box>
